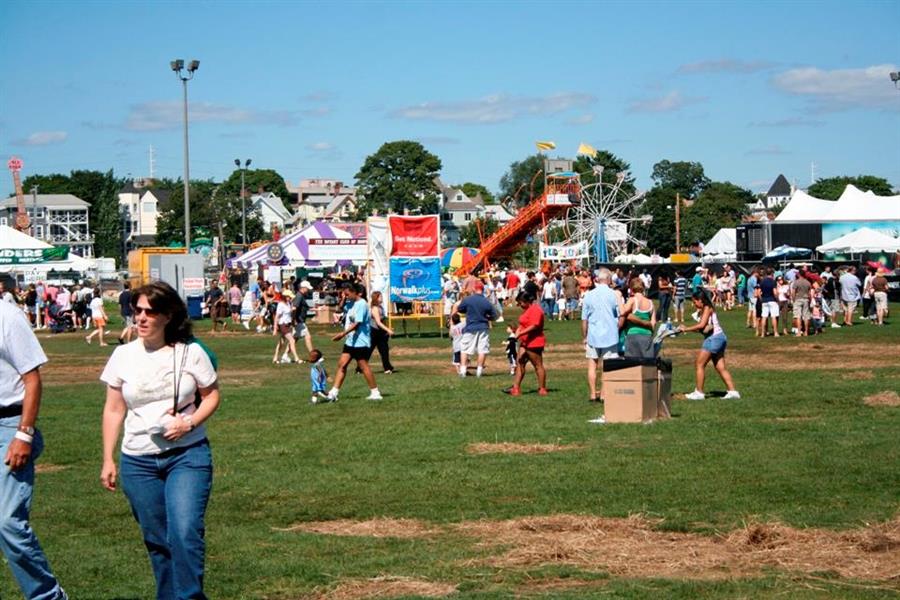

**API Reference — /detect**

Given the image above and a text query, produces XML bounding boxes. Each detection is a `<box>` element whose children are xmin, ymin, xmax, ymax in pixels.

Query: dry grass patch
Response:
<box><xmin>845</xmin><ymin>371</ymin><xmax>875</xmax><ymax>381</ymax></box>
<box><xmin>466</xmin><ymin>442</ymin><xmax>586</xmax><ymax>456</ymax></box>
<box><xmin>274</xmin><ymin>517</ymin><xmax>439</xmax><ymax>539</ymax></box>
<box><xmin>35</xmin><ymin>463</ymin><xmax>69</xmax><ymax>474</ymax></box>
<box><xmin>518</xmin><ymin>577</ymin><xmax>608</xmax><ymax>594</ymax></box>
<box><xmin>456</xmin><ymin>514</ymin><xmax>900</xmax><ymax>581</ymax></box>
<box><xmin>863</xmin><ymin>391</ymin><xmax>900</xmax><ymax>407</ymax></box>
<box><xmin>308</xmin><ymin>576</ymin><xmax>456</xmax><ymax>600</ymax></box>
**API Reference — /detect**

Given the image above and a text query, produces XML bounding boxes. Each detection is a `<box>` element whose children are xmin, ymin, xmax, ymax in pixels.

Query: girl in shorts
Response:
<box><xmin>86</xmin><ymin>287</ymin><xmax>109</xmax><ymax>346</ymax></box>
<box><xmin>504</xmin><ymin>290</ymin><xmax>547</xmax><ymax>397</ymax></box>
<box><xmin>273</xmin><ymin>293</ymin><xmax>302</xmax><ymax>364</ymax></box>
<box><xmin>678</xmin><ymin>289</ymin><xmax>740</xmax><ymax>401</ymax></box>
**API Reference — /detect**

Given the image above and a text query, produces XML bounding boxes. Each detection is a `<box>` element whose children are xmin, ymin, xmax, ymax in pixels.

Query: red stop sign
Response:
<box><xmin>7</xmin><ymin>157</ymin><xmax>23</xmax><ymax>171</ymax></box>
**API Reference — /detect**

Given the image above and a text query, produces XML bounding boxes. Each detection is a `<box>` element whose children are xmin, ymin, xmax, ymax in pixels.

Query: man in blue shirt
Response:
<box><xmin>453</xmin><ymin>280</ymin><xmax>496</xmax><ymax>377</ymax></box>
<box><xmin>327</xmin><ymin>283</ymin><xmax>381</xmax><ymax>401</ymax></box>
<box><xmin>745</xmin><ymin>267</ymin><xmax>759</xmax><ymax>329</ymax></box>
<box><xmin>581</xmin><ymin>268</ymin><xmax>620</xmax><ymax>406</ymax></box>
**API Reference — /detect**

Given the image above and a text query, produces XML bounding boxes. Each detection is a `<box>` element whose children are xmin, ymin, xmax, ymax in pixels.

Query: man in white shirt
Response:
<box><xmin>0</xmin><ymin>301</ymin><xmax>68</xmax><ymax>599</ymax></box>
<box><xmin>0</xmin><ymin>281</ymin><xmax>15</xmax><ymax>304</ymax></box>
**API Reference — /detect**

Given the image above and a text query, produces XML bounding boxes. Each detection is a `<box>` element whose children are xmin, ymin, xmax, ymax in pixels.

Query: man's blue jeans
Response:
<box><xmin>541</xmin><ymin>299</ymin><xmax>554</xmax><ymax>316</ymax></box>
<box><xmin>120</xmin><ymin>440</ymin><xmax>213</xmax><ymax>600</ymax></box>
<box><xmin>0</xmin><ymin>416</ymin><xmax>66</xmax><ymax>600</ymax></box>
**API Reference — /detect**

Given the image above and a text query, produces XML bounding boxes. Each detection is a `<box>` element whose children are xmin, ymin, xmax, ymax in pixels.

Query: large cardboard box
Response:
<box><xmin>313</xmin><ymin>306</ymin><xmax>334</xmax><ymax>325</ymax></box>
<box><xmin>602</xmin><ymin>362</ymin><xmax>659</xmax><ymax>423</ymax></box>
<box><xmin>657</xmin><ymin>369</ymin><xmax>673</xmax><ymax>418</ymax></box>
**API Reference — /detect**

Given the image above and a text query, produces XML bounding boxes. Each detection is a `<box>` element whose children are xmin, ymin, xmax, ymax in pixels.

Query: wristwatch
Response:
<box><xmin>18</xmin><ymin>425</ymin><xmax>35</xmax><ymax>436</ymax></box>
<box><xmin>183</xmin><ymin>415</ymin><xmax>195</xmax><ymax>431</ymax></box>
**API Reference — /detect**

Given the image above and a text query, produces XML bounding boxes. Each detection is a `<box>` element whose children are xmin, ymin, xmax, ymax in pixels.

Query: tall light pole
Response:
<box><xmin>891</xmin><ymin>71</ymin><xmax>900</xmax><ymax>89</ymax></box>
<box><xmin>234</xmin><ymin>158</ymin><xmax>252</xmax><ymax>244</ymax></box>
<box><xmin>171</xmin><ymin>58</ymin><xmax>199</xmax><ymax>250</ymax></box>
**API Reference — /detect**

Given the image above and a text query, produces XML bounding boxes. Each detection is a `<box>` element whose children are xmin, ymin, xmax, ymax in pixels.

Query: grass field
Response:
<box><xmin>4</xmin><ymin>303</ymin><xmax>899</xmax><ymax>599</ymax></box>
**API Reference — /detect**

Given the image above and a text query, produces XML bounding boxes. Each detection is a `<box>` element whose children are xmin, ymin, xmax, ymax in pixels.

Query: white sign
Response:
<box><xmin>546</xmin><ymin>193</ymin><xmax>573</xmax><ymax>206</ymax></box>
<box><xmin>308</xmin><ymin>238</ymin><xmax>367</xmax><ymax>262</ymax></box>
<box><xmin>182</xmin><ymin>277</ymin><xmax>205</xmax><ymax>295</ymax></box>
<box><xmin>539</xmin><ymin>240</ymin><xmax>589</xmax><ymax>261</ymax></box>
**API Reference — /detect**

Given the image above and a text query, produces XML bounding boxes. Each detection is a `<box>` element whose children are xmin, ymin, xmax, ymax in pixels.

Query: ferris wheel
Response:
<box><xmin>563</xmin><ymin>166</ymin><xmax>649</xmax><ymax>261</ymax></box>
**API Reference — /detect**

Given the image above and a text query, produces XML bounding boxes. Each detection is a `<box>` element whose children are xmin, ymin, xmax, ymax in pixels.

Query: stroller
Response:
<box><xmin>48</xmin><ymin>303</ymin><xmax>76</xmax><ymax>334</ymax></box>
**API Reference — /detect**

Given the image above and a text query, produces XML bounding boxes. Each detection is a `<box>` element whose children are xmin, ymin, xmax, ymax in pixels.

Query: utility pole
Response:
<box><xmin>675</xmin><ymin>192</ymin><xmax>681</xmax><ymax>253</ymax></box>
<box><xmin>31</xmin><ymin>185</ymin><xmax>39</xmax><ymax>239</ymax></box>
<box><xmin>170</xmin><ymin>59</ymin><xmax>199</xmax><ymax>250</ymax></box>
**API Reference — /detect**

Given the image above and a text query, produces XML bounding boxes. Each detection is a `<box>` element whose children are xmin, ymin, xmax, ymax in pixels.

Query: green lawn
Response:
<box><xmin>5</xmin><ymin>304</ymin><xmax>899</xmax><ymax>599</ymax></box>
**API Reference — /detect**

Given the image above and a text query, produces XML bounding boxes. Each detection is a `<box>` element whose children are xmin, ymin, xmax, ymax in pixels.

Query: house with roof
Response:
<box><xmin>250</xmin><ymin>192</ymin><xmax>293</xmax><ymax>234</ymax></box>
<box><xmin>1</xmin><ymin>194</ymin><xmax>94</xmax><ymax>257</ymax></box>
<box><xmin>437</xmin><ymin>180</ymin><xmax>515</xmax><ymax>245</ymax></box>
<box><xmin>747</xmin><ymin>174</ymin><xmax>794</xmax><ymax>215</ymax></box>
<box><xmin>119</xmin><ymin>181</ymin><xmax>168</xmax><ymax>247</ymax></box>
<box><xmin>291</xmin><ymin>179</ymin><xmax>358</xmax><ymax>227</ymax></box>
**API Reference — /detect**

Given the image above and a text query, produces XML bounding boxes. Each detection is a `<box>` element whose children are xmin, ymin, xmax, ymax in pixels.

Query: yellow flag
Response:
<box><xmin>577</xmin><ymin>142</ymin><xmax>597</xmax><ymax>156</ymax></box>
<box><xmin>535</xmin><ymin>141</ymin><xmax>556</xmax><ymax>151</ymax></box>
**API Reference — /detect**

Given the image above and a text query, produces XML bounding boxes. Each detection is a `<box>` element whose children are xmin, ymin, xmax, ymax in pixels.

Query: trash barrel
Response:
<box><xmin>187</xmin><ymin>295</ymin><xmax>203</xmax><ymax>320</ymax></box>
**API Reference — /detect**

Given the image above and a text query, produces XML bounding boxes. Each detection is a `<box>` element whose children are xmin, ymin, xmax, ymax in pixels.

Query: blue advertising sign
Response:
<box><xmin>389</xmin><ymin>257</ymin><xmax>442</xmax><ymax>302</ymax></box>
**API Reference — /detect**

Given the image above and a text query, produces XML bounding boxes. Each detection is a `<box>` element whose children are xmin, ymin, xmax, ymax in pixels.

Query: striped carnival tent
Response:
<box><xmin>226</xmin><ymin>221</ymin><xmax>366</xmax><ymax>268</ymax></box>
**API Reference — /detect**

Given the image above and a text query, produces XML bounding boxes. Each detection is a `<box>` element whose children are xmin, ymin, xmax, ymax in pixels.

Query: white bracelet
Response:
<box><xmin>14</xmin><ymin>431</ymin><xmax>33</xmax><ymax>444</ymax></box>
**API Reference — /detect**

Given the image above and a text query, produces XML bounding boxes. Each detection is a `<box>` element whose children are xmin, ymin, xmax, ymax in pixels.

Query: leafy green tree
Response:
<box><xmin>635</xmin><ymin>186</ymin><xmax>678</xmax><ymax>255</ymax></box>
<box><xmin>354</xmin><ymin>141</ymin><xmax>442</xmax><ymax>217</ymax></box>
<box><xmin>20</xmin><ymin>173</ymin><xmax>70</xmax><ymax>196</ymax></box>
<box><xmin>573</xmin><ymin>150</ymin><xmax>637</xmax><ymax>199</ymax></box>
<box><xmin>807</xmin><ymin>175</ymin><xmax>894</xmax><ymax>200</ymax></box>
<box><xmin>651</xmin><ymin>160</ymin><xmax>710</xmax><ymax>199</ymax></box>
<box><xmin>498</xmin><ymin>154</ymin><xmax>546</xmax><ymax>207</ymax></box>
<box><xmin>156</xmin><ymin>180</ymin><xmax>265</xmax><ymax>246</ymax></box>
<box><xmin>681</xmin><ymin>182</ymin><xmax>751</xmax><ymax>247</ymax></box>
<box><xmin>218</xmin><ymin>168</ymin><xmax>292</xmax><ymax>211</ymax></box>
<box><xmin>90</xmin><ymin>171</ymin><xmax>125</xmax><ymax>260</ymax></box>
<box><xmin>457</xmin><ymin>216</ymin><xmax>500</xmax><ymax>247</ymax></box>
<box><xmin>455</xmin><ymin>182</ymin><xmax>496</xmax><ymax>205</ymax></box>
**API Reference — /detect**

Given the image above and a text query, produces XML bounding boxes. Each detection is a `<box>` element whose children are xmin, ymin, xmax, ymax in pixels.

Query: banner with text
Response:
<box><xmin>388</xmin><ymin>215</ymin><xmax>439</xmax><ymax>257</ymax></box>
<box><xmin>538</xmin><ymin>240</ymin><xmax>589</xmax><ymax>261</ymax></box>
<box><xmin>0</xmin><ymin>246</ymin><xmax>69</xmax><ymax>265</ymax></box>
<box><xmin>307</xmin><ymin>238</ymin><xmax>367</xmax><ymax>263</ymax></box>
<box><xmin>389</xmin><ymin>257</ymin><xmax>442</xmax><ymax>302</ymax></box>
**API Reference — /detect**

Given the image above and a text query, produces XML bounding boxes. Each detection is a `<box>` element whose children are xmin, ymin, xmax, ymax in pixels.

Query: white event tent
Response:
<box><xmin>816</xmin><ymin>227</ymin><xmax>900</xmax><ymax>254</ymax></box>
<box><xmin>776</xmin><ymin>185</ymin><xmax>900</xmax><ymax>222</ymax></box>
<box><xmin>702</xmin><ymin>228</ymin><xmax>736</xmax><ymax>261</ymax></box>
<box><xmin>0</xmin><ymin>225</ymin><xmax>93</xmax><ymax>277</ymax></box>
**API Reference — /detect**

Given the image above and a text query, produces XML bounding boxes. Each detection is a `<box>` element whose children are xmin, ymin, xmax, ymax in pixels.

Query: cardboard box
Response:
<box><xmin>602</xmin><ymin>364</ymin><xmax>659</xmax><ymax>423</ymax></box>
<box><xmin>657</xmin><ymin>369</ymin><xmax>673</xmax><ymax>418</ymax></box>
<box><xmin>313</xmin><ymin>306</ymin><xmax>334</xmax><ymax>325</ymax></box>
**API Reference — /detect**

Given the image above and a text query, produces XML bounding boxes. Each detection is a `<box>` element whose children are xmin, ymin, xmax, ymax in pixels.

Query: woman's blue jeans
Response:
<box><xmin>120</xmin><ymin>440</ymin><xmax>212</xmax><ymax>600</ymax></box>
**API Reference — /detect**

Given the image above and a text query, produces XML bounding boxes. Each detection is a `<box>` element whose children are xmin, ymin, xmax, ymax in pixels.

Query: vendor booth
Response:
<box><xmin>226</xmin><ymin>221</ymin><xmax>367</xmax><ymax>271</ymax></box>
<box><xmin>0</xmin><ymin>225</ymin><xmax>94</xmax><ymax>283</ymax></box>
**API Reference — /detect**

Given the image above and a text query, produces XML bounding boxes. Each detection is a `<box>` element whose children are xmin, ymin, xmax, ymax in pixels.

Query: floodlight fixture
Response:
<box><xmin>188</xmin><ymin>60</ymin><xmax>200</xmax><ymax>73</ymax></box>
<box><xmin>891</xmin><ymin>71</ymin><xmax>900</xmax><ymax>88</ymax></box>
<box><xmin>170</xmin><ymin>59</ymin><xmax>184</xmax><ymax>72</ymax></box>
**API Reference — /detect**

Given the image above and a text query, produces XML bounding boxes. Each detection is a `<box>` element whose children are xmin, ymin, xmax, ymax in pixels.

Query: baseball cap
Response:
<box><xmin>299</xmin><ymin>280</ymin><xmax>312</xmax><ymax>289</ymax></box>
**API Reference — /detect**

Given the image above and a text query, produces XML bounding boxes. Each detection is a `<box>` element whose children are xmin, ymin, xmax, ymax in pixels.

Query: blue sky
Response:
<box><xmin>1</xmin><ymin>0</ymin><xmax>898</xmax><ymax>196</ymax></box>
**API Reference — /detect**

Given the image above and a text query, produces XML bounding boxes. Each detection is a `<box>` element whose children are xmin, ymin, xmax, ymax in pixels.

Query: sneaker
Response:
<box><xmin>509</xmin><ymin>367</ymin><xmax>516</xmax><ymax>375</ymax></box>
<box><xmin>537</xmin><ymin>388</ymin><xmax>548</xmax><ymax>396</ymax></box>
<box><xmin>587</xmin><ymin>416</ymin><xmax>606</xmax><ymax>424</ymax></box>
<box><xmin>502</xmin><ymin>386</ymin><xmax>521</xmax><ymax>396</ymax></box>
<box><xmin>496</xmin><ymin>317</ymin><xmax>504</xmax><ymax>323</ymax></box>
<box><xmin>85</xmin><ymin>336</ymin><xmax>91</xmax><ymax>345</ymax></box>
<box><xmin>384</xmin><ymin>369</ymin><xmax>393</xmax><ymax>374</ymax></box>
<box><xmin>326</xmin><ymin>390</ymin><xmax>339</xmax><ymax>402</ymax></box>
<box><xmin>310</xmin><ymin>396</ymin><xmax>319</xmax><ymax>404</ymax></box>
<box><xmin>723</xmin><ymin>390</ymin><xmax>742</xmax><ymax>400</ymax></box>
<box><xmin>685</xmin><ymin>390</ymin><xmax>706</xmax><ymax>401</ymax></box>
<box><xmin>280</xmin><ymin>355</ymin><xmax>292</xmax><ymax>364</ymax></box>
<box><xmin>366</xmin><ymin>390</ymin><xmax>383</xmax><ymax>401</ymax></box>
<box><xmin>242</xmin><ymin>321</ymin><xmax>250</xmax><ymax>330</ymax></box>
<box><xmin>831</xmin><ymin>323</ymin><xmax>841</xmax><ymax>328</ymax></box>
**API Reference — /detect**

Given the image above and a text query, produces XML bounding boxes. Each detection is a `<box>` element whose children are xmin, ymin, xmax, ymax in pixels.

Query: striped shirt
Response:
<box><xmin>674</xmin><ymin>276</ymin><xmax>688</xmax><ymax>299</ymax></box>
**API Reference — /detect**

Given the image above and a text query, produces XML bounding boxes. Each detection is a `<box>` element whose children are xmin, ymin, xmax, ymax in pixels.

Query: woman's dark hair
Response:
<box><xmin>516</xmin><ymin>290</ymin><xmax>536</xmax><ymax>304</ymax></box>
<box><xmin>691</xmin><ymin>288</ymin><xmax>714</xmax><ymax>309</ymax></box>
<box><xmin>131</xmin><ymin>281</ymin><xmax>193</xmax><ymax>344</ymax></box>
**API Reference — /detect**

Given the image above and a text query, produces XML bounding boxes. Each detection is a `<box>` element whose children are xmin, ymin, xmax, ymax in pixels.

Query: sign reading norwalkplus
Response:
<box><xmin>0</xmin><ymin>247</ymin><xmax>69</xmax><ymax>265</ymax></box>
<box><xmin>388</xmin><ymin>215</ymin><xmax>439</xmax><ymax>257</ymax></box>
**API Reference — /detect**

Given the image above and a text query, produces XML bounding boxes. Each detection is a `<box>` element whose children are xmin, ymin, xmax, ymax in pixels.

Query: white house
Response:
<box><xmin>118</xmin><ymin>181</ymin><xmax>167</xmax><ymax>247</ymax></box>
<box><xmin>290</xmin><ymin>179</ymin><xmax>358</xmax><ymax>227</ymax></box>
<box><xmin>1</xmin><ymin>194</ymin><xmax>94</xmax><ymax>257</ymax></box>
<box><xmin>250</xmin><ymin>192</ymin><xmax>293</xmax><ymax>234</ymax></box>
<box><xmin>437</xmin><ymin>180</ymin><xmax>514</xmax><ymax>245</ymax></box>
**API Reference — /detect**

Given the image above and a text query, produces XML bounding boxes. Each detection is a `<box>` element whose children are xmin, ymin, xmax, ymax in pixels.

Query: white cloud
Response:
<box><xmin>772</xmin><ymin>64</ymin><xmax>899</xmax><ymax>111</ymax></box>
<box><xmin>677</xmin><ymin>59</ymin><xmax>775</xmax><ymax>75</ymax></box>
<box><xmin>750</xmin><ymin>116</ymin><xmax>825</xmax><ymax>127</ymax></box>
<box><xmin>13</xmin><ymin>131</ymin><xmax>68</xmax><ymax>146</ymax></box>
<box><xmin>745</xmin><ymin>145</ymin><xmax>790</xmax><ymax>156</ymax></box>
<box><xmin>566</xmin><ymin>113</ymin><xmax>595</xmax><ymax>125</ymax></box>
<box><xmin>125</xmin><ymin>101</ymin><xmax>299</xmax><ymax>131</ymax></box>
<box><xmin>299</xmin><ymin>106</ymin><xmax>332</xmax><ymax>117</ymax></box>
<box><xmin>627</xmin><ymin>91</ymin><xmax>706</xmax><ymax>113</ymax></box>
<box><xmin>300</xmin><ymin>91</ymin><xmax>334</xmax><ymax>102</ymax></box>
<box><xmin>390</xmin><ymin>92</ymin><xmax>595</xmax><ymax>124</ymax></box>
<box><xmin>306</xmin><ymin>142</ymin><xmax>335</xmax><ymax>152</ymax></box>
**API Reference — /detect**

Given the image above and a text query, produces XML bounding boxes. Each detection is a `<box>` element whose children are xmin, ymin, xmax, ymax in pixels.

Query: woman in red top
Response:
<box><xmin>505</xmin><ymin>290</ymin><xmax>547</xmax><ymax>396</ymax></box>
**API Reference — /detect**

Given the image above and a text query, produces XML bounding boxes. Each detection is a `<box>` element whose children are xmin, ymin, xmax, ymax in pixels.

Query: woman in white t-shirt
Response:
<box><xmin>100</xmin><ymin>281</ymin><xmax>220</xmax><ymax>600</ymax></box>
<box><xmin>273</xmin><ymin>292</ymin><xmax>302</xmax><ymax>364</ymax></box>
<box><xmin>85</xmin><ymin>287</ymin><xmax>109</xmax><ymax>346</ymax></box>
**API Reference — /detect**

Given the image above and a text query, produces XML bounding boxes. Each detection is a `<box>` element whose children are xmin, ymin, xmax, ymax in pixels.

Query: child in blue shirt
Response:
<box><xmin>309</xmin><ymin>349</ymin><xmax>330</xmax><ymax>403</ymax></box>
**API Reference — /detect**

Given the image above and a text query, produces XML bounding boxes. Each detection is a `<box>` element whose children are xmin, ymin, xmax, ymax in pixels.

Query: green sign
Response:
<box><xmin>0</xmin><ymin>247</ymin><xmax>69</xmax><ymax>265</ymax></box>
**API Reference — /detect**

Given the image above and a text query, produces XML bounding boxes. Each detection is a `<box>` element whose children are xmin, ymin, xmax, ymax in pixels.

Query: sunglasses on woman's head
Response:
<box><xmin>134</xmin><ymin>306</ymin><xmax>161</xmax><ymax>316</ymax></box>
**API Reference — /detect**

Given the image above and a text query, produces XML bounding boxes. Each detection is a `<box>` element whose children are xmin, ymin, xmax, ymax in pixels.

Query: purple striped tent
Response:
<box><xmin>226</xmin><ymin>221</ymin><xmax>366</xmax><ymax>268</ymax></box>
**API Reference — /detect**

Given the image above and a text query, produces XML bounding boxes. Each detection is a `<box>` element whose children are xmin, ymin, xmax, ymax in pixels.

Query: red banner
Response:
<box><xmin>389</xmin><ymin>215</ymin><xmax>439</xmax><ymax>257</ymax></box>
